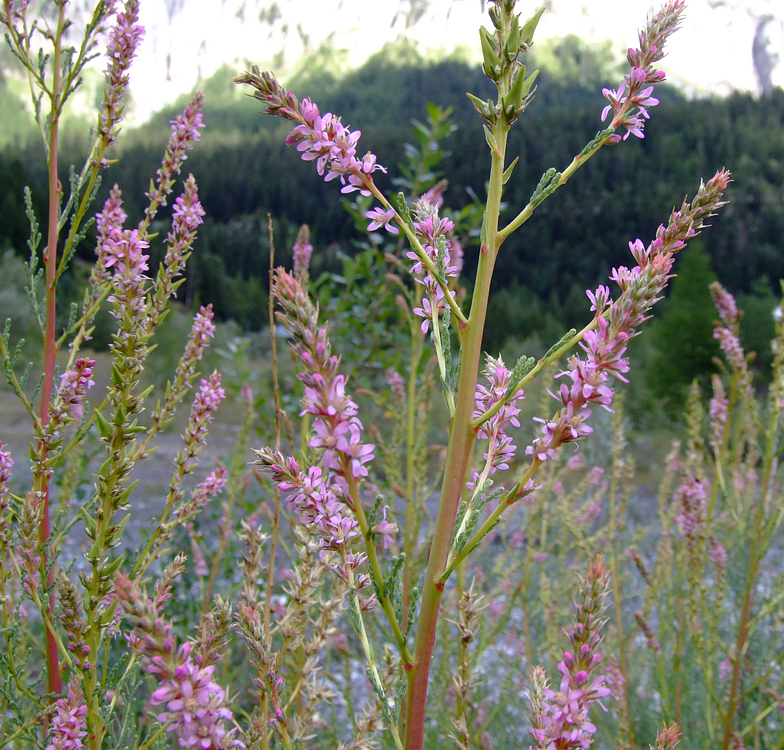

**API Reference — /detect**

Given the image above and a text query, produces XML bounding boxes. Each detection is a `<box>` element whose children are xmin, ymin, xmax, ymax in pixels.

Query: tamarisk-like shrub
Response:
<box><xmin>6</xmin><ymin>1</ymin><xmax>777</xmax><ymax>750</ymax></box>
<box><xmin>231</xmin><ymin>2</ymin><xmax>738</xmax><ymax>749</ymax></box>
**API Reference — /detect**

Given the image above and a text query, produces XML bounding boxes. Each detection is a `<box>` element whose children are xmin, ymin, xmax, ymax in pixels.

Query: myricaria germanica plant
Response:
<box><xmin>235</xmin><ymin>1</ymin><xmax>730</xmax><ymax>748</ymax></box>
<box><xmin>0</xmin><ymin>1</ymin><xmax>229</xmax><ymax>748</ymax></box>
<box><xmin>1</xmin><ymin>0</ymin><xmax>757</xmax><ymax>748</ymax></box>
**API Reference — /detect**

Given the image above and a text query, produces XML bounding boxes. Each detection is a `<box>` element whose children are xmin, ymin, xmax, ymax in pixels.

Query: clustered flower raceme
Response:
<box><xmin>170</xmin><ymin>174</ymin><xmax>206</xmax><ymax>235</ymax></box>
<box><xmin>173</xmin><ymin>464</ymin><xmax>229</xmax><ymax>526</ymax></box>
<box><xmin>273</xmin><ymin>268</ymin><xmax>375</xmax><ymax>481</ymax></box>
<box><xmin>149</xmin><ymin>174</ymin><xmax>206</xmax><ymax>326</ymax></box>
<box><xmin>366</xmin><ymin>181</ymin><xmax>463</xmax><ymax>282</ymax></box>
<box><xmin>104</xmin><ymin>227</ymin><xmax>150</xmax><ymax>317</ymax></box>
<box><xmin>98</xmin><ymin>0</ymin><xmax>144</xmax><ymax>148</ymax></box>
<box><xmin>146</xmin><ymin>91</ymin><xmax>205</xmax><ymax>222</ymax></box>
<box><xmin>292</xmin><ymin>223</ymin><xmax>313</xmax><ymax>281</ymax></box>
<box><xmin>527</xmin><ymin>169</ymin><xmax>731</xmax><ymax>463</ymax></box>
<box><xmin>710</xmin><ymin>281</ymin><xmax>753</xmax><ymax>402</ymax></box>
<box><xmin>0</xmin><ymin>441</ymin><xmax>12</xmax><ymax>543</ymax></box>
<box><xmin>90</xmin><ymin>185</ymin><xmax>127</xmax><ymax>291</ymax></box>
<box><xmin>674</xmin><ymin>475</ymin><xmax>707</xmax><ymax>539</ymax></box>
<box><xmin>115</xmin><ymin>573</ymin><xmax>243</xmax><ymax>749</ymax></box>
<box><xmin>32</xmin><ymin>359</ymin><xmax>96</xmax><ymax>484</ymax></box>
<box><xmin>385</xmin><ymin>367</ymin><xmax>406</xmax><ymax>403</ymax></box>
<box><xmin>527</xmin><ymin>314</ymin><xmax>629</xmax><ymax>462</ymax></box>
<box><xmin>51</xmin><ymin>358</ymin><xmax>96</xmax><ymax>425</ymax></box>
<box><xmin>17</xmin><ymin>491</ymin><xmax>42</xmax><ymax>596</ymax></box>
<box><xmin>182</xmin><ymin>372</ymin><xmax>226</xmax><ymax>457</ymax></box>
<box><xmin>174</xmin><ymin>306</ymin><xmax>217</xmax><ymax>389</ymax></box>
<box><xmin>601</xmin><ymin>0</ymin><xmax>685</xmax><ymax>140</ymax></box>
<box><xmin>254</xmin><ymin>451</ymin><xmax>380</xmax><ymax>609</ymax></box>
<box><xmin>409</xmin><ymin>198</ymin><xmax>461</xmax><ymax>334</ymax></box>
<box><xmin>467</xmin><ymin>355</ymin><xmax>525</xmax><ymax>493</ymax></box>
<box><xmin>234</xmin><ymin>602</ymin><xmax>291</xmax><ymax>739</ymax></box>
<box><xmin>529</xmin><ymin>558</ymin><xmax>612</xmax><ymax>750</ymax></box>
<box><xmin>44</xmin><ymin>679</ymin><xmax>88</xmax><ymax>750</ymax></box>
<box><xmin>234</xmin><ymin>68</ymin><xmax>386</xmax><ymax>196</ymax></box>
<box><xmin>57</xmin><ymin>574</ymin><xmax>92</xmax><ymax>672</ymax></box>
<box><xmin>709</xmin><ymin>373</ymin><xmax>728</xmax><ymax>457</ymax></box>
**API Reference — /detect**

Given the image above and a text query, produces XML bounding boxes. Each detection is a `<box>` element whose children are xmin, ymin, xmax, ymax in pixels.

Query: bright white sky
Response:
<box><xmin>127</xmin><ymin>0</ymin><xmax>783</xmax><ymax>122</ymax></box>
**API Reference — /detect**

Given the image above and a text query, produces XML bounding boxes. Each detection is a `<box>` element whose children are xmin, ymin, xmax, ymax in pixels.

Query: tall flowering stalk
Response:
<box><xmin>236</xmin><ymin>1</ymin><xmax>730</xmax><ymax>746</ymax></box>
<box><xmin>528</xmin><ymin>558</ymin><xmax>612</xmax><ymax>750</ymax></box>
<box><xmin>0</xmin><ymin>0</ymin><xmax>144</xmax><ymax>695</ymax></box>
<box><xmin>255</xmin><ymin>270</ymin><xmax>409</xmax><ymax>655</ymax></box>
<box><xmin>115</xmin><ymin>573</ymin><xmax>243</xmax><ymax>750</ymax></box>
<box><xmin>0</xmin><ymin>6</ymin><xmax>217</xmax><ymax>746</ymax></box>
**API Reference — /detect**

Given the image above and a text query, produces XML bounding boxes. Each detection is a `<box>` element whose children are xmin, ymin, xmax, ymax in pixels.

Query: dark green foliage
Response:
<box><xmin>1</xmin><ymin>48</ymin><xmax>782</xmax><ymax>344</ymax></box>
<box><xmin>645</xmin><ymin>243</ymin><xmax>721</xmax><ymax>411</ymax></box>
<box><xmin>738</xmin><ymin>277</ymin><xmax>778</xmax><ymax>380</ymax></box>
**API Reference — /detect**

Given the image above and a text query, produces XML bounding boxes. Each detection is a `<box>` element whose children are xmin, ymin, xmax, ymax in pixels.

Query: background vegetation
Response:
<box><xmin>1</xmin><ymin>35</ymin><xmax>782</xmax><ymax>412</ymax></box>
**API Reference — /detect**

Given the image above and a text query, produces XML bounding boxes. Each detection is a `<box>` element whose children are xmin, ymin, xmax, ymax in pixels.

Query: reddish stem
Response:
<box><xmin>38</xmin><ymin>8</ymin><xmax>64</xmax><ymax>697</ymax></box>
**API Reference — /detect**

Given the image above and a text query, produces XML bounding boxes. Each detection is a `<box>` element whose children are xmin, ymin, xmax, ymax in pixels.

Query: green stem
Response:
<box><xmin>498</xmin><ymin>131</ymin><xmax>614</xmax><ymax>240</ymax></box>
<box><xmin>403</xmin><ymin>119</ymin><xmax>509</xmax><ymax>750</ymax></box>
<box><xmin>350</xmin><ymin>586</ymin><xmax>405</xmax><ymax>750</ymax></box>
<box><xmin>473</xmin><ymin>316</ymin><xmax>599</xmax><ymax>430</ymax></box>
<box><xmin>440</xmin><ymin>460</ymin><xmax>541</xmax><ymax>583</ymax></box>
<box><xmin>402</xmin><ymin>319</ymin><xmax>424</xmax><ymax>623</ymax></box>
<box><xmin>343</xmin><ymin>463</ymin><xmax>414</xmax><ymax>665</ymax></box>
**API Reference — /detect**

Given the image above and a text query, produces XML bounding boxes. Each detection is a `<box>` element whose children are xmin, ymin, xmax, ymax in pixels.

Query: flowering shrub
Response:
<box><xmin>4</xmin><ymin>2</ymin><xmax>782</xmax><ymax>750</ymax></box>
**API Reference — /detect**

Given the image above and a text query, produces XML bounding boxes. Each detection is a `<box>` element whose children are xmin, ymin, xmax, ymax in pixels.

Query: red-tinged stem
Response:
<box><xmin>38</xmin><ymin>4</ymin><xmax>65</xmax><ymax>698</ymax></box>
<box><xmin>403</xmin><ymin>121</ymin><xmax>509</xmax><ymax>750</ymax></box>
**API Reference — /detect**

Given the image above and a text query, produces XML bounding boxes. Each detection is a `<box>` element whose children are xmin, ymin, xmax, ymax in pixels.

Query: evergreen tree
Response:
<box><xmin>645</xmin><ymin>242</ymin><xmax>721</xmax><ymax>412</ymax></box>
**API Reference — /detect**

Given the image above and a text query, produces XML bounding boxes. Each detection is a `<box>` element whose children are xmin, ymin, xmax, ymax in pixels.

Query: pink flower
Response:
<box><xmin>146</xmin><ymin>92</ymin><xmax>205</xmax><ymax>222</ymax></box>
<box><xmin>171</xmin><ymin>176</ymin><xmax>206</xmax><ymax>235</ymax></box>
<box><xmin>365</xmin><ymin>206</ymin><xmax>399</xmax><ymax>234</ymax></box>
<box><xmin>184</xmin><ymin>372</ymin><xmax>226</xmax><ymax>449</ymax></box>
<box><xmin>469</xmin><ymin>356</ymin><xmax>525</xmax><ymax>491</ymax></box>
<box><xmin>528</xmin><ymin>169</ymin><xmax>730</xmax><ymax>464</ymax></box>
<box><xmin>99</xmin><ymin>0</ymin><xmax>145</xmax><ymax>147</ymax></box>
<box><xmin>530</xmin><ymin>559</ymin><xmax>611</xmax><ymax>750</ymax></box>
<box><xmin>385</xmin><ymin>368</ymin><xmax>405</xmax><ymax>401</ymax></box>
<box><xmin>0</xmin><ymin>441</ymin><xmax>13</xmax><ymax>504</ymax></box>
<box><xmin>151</xmin><ymin>658</ymin><xmax>239</xmax><ymax>749</ymax></box>
<box><xmin>45</xmin><ymin>681</ymin><xmax>88</xmax><ymax>750</ymax></box>
<box><xmin>53</xmin><ymin>358</ymin><xmax>96</xmax><ymax>424</ymax></box>
<box><xmin>674</xmin><ymin>476</ymin><xmax>707</xmax><ymax>538</ymax></box>
<box><xmin>371</xmin><ymin>505</ymin><xmax>398</xmax><ymax>549</ymax></box>
<box><xmin>285</xmin><ymin>97</ymin><xmax>386</xmax><ymax>195</ymax></box>
<box><xmin>600</xmin><ymin>1</ymin><xmax>684</xmax><ymax>140</ymax></box>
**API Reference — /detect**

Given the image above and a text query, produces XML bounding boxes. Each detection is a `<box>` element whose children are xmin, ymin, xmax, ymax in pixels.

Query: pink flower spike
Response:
<box><xmin>99</xmin><ymin>0</ymin><xmax>145</xmax><ymax>148</ymax></box>
<box><xmin>45</xmin><ymin>680</ymin><xmax>88</xmax><ymax>750</ymax></box>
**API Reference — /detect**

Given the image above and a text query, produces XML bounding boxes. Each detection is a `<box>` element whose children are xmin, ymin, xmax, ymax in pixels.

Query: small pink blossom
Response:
<box><xmin>45</xmin><ymin>680</ymin><xmax>88</xmax><ymax>750</ymax></box>
<box><xmin>365</xmin><ymin>206</ymin><xmax>399</xmax><ymax>234</ymax></box>
<box><xmin>99</xmin><ymin>0</ymin><xmax>144</xmax><ymax>146</ymax></box>
<box><xmin>53</xmin><ymin>358</ymin><xmax>96</xmax><ymax>424</ymax></box>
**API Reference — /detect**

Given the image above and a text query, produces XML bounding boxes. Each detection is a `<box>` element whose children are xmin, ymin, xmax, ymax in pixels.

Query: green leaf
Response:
<box><xmin>502</xmin><ymin>156</ymin><xmax>520</xmax><ymax>185</ymax></box>
<box><xmin>94</xmin><ymin>408</ymin><xmax>112</xmax><ymax>439</ymax></box>
<box><xmin>543</xmin><ymin>328</ymin><xmax>577</xmax><ymax>361</ymax></box>
<box><xmin>483</xmin><ymin>124</ymin><xmax>498</xmax><ymax>153</ymax></box>
<box><xmin>520</xmin><ymin>7</ymin><xmax>545</xmax><ymax>46</ymax></box>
